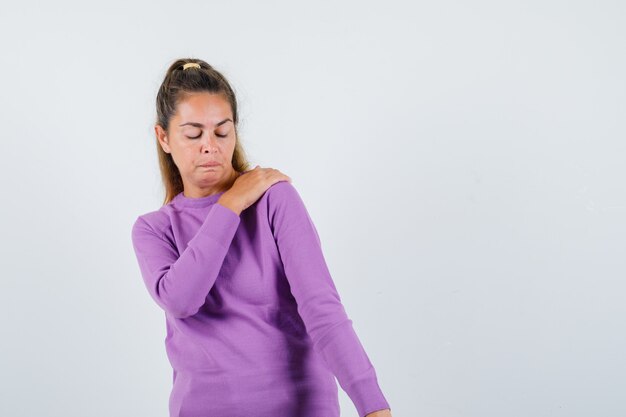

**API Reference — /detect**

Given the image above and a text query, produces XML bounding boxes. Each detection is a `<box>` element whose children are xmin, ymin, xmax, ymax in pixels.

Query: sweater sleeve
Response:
<box><xmin>131</xmin><ymin>203</ymin><xmax>241</xmax><ymax>319</ymax></box>
<box><xmin>267</xmin><ymin>181</ymin><xmax>391</xmax><ymax>417</ymax></box>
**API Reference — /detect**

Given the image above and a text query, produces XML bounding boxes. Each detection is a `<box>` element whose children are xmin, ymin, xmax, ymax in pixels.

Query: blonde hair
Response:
<box><xmin>154</xmin><ymin>58</ymin><xmax>251</xmax><ymax>205</ymax></box>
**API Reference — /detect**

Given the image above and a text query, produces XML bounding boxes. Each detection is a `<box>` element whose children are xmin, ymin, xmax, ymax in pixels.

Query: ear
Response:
<box><xmin>155</xmin><ymin>124</ymin><xmax>171</xmax><ymax>154</ymax></box>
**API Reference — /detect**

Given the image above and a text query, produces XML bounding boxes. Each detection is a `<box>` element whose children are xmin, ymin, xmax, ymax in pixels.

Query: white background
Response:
<box><xmin>1</xmin><ymin>1</ymin><xmax>624</xmax><ymax>416</ymax></box>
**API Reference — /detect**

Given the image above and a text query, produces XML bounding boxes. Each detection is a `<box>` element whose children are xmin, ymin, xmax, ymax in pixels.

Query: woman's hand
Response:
<box><xmin>219</xmin><ymin>165</ymin><xmax>291</xmax><ymax>214</ymax></box>
<box><xmin>365</xmin><ymin>408</ymin><xmax>392</xmax><ymax>417</ymax></box>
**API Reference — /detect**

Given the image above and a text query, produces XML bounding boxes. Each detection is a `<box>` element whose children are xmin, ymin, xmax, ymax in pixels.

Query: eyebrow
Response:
<box><xmin>179</xmin><ymin>118</ymin><xmax>233</xmax><ymax>128</ymax></box>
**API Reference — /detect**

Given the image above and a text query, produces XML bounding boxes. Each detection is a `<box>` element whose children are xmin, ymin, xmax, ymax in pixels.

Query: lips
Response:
<box><xmin>199</xmin><ymin>162</ymin><xmax>220</xmax><ymax>167</ymax></box>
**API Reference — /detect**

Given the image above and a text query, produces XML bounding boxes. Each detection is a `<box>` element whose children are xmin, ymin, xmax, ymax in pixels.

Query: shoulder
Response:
<box><xmin>131</xmin><ymin>206</ymin><xmax>172</xmax><ymax>240</ymax></box>
<box><xmin>264</xmin><ymin>180</ymin><xmax>316</xmax><ymax>222</ymax></box>
<box><xmin>264</xmin><ymin>180</ymin><xmax>303</xmax><ymax>203</ymax></box>
<box><xmin>264</xmin><ymin>180</ymin><xmax>321</xmax><ymax>243</ymax></box>
<box><xmin>263</xmin><ymin>180</ymin><xmax>309</xmax><ymax>214</ymax></box>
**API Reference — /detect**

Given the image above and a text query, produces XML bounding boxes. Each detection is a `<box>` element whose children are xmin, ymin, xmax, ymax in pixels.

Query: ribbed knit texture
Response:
<box><xmin>131</xmin><ymin>180</ymin><xmax>390</xmax><ymax>417</ymax></box>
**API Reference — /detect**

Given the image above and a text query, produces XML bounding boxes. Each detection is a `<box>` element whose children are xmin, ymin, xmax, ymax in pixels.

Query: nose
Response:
<box><xmin>200</xmin><ymin>134</ymin><xmax>218</xmax><ymax>153</ymax></box>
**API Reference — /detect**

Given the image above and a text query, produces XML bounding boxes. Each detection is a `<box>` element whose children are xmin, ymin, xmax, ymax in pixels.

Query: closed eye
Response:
<box><xmin>187</xmin><ymin>133</ymin><xmax>228</xmax><ymax>139</ymax></box>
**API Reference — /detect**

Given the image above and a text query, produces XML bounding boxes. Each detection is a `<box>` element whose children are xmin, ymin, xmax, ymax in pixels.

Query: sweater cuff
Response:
<box><xmin>346</xmin><ymin>376</ymin><xmax>391</xmax><ymax>417</ymax></box>
<box><xmin>190</xmin><ymin>203</ymin><xmax>241</xmax><ymax>248</ymax></box>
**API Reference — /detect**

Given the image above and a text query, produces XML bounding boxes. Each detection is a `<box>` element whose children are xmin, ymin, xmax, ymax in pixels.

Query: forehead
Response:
<box><xmin>175</xmin><ymin>93</ymin><xmax>232</xmax><ymax>125</ymax></box>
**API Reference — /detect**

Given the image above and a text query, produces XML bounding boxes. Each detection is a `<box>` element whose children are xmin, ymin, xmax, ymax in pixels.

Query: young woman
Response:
<box><xmin>131</xmin><ymin>58</ymin><xmax>392</xmax><ymax>417</ymax></box>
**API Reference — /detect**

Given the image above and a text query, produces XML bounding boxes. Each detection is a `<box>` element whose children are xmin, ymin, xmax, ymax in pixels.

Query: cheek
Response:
<box><xmin>176</xmin><ymin>150</ymin><xmax>196</xmax><ymax>171</ymax></box>
<box><xmin>216</xmin><ymin>141</ymin><xmax>235</xmax><ymax>154</ymax></box>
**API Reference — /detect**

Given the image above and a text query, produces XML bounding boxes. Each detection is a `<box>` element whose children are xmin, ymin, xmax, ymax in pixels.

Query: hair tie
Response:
<box><xmin>182</xmin><ymin>63</ymin><xmax>201</xmax><ymax>70</ymax></box>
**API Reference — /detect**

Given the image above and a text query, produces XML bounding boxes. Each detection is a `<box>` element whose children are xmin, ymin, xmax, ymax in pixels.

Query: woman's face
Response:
<box><xmin>155</xmin><ymin>92</ymin><xmax>238</xmax><ymax>197</ymax></box>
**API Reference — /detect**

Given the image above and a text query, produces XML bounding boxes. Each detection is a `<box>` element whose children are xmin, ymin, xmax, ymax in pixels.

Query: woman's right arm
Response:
<box><xmin>131</xmin><ymin>166</ymin><xmax>290</xmax><ymax>319</ymax></box>
<box><xmin>131</xmin><ymin>204</ymin><xmax>241</xmax><ymax>319</ymax></box>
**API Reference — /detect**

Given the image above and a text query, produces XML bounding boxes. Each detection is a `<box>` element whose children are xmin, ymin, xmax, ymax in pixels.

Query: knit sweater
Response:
<box><xmin>131</xmin><ymin>178</ymin><xmax>391</xmax><ymax>417</ymax></box>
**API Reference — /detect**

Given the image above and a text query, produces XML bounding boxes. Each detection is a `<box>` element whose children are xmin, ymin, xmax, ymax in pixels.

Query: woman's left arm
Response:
<box><xmin>267</xmin><ymin>181</ymin><xmax>391</xmax><ymax>417</ymax></box>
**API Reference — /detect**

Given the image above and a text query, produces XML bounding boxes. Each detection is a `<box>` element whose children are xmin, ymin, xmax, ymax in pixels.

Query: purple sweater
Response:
<box><xmin>131</xmin><ymin>179</ymin><xmax>390</xmax><ymax>417</ymax></box>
